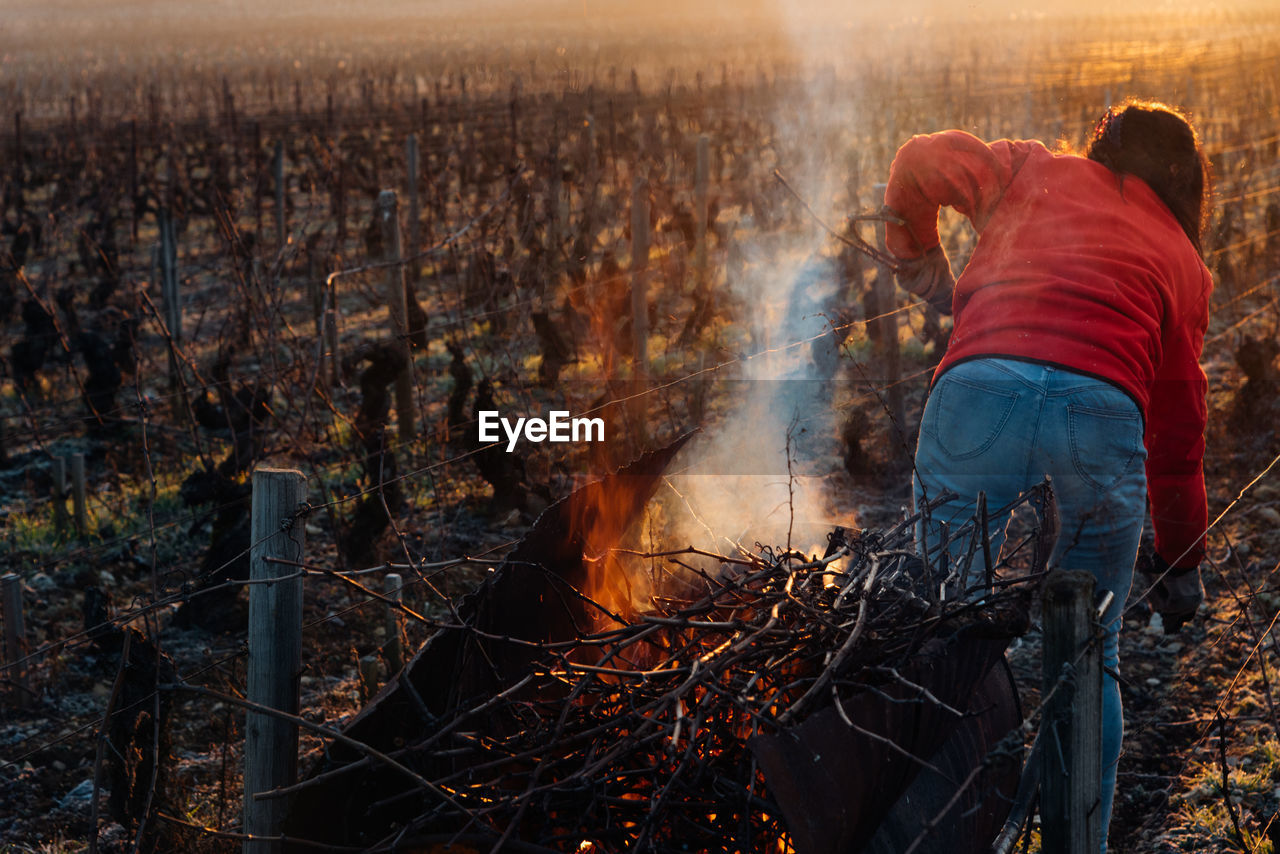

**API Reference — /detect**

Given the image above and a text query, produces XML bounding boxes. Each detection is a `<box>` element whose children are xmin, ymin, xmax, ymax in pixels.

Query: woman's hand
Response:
<box><xmin>894</xmin><ymin>245</ymin><xmax>955</xmax><ymax>315</ymax></box>
<box><xmin>1142</xmin><ymin>552</ymin><xmax>1204</xmax><ymax>634</ymax></box>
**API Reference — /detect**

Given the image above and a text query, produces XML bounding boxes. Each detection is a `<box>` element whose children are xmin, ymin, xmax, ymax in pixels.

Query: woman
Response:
<box><xmin>882</xmin><ymin>100</ymin><xmax>1212</xmax><ymax>851</ymax></box>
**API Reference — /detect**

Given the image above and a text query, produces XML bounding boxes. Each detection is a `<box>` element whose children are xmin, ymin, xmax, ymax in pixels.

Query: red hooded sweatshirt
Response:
<box><xmin>885</xmin><ymin>130</ymin><xmax>1211</xmax><ymax>568</ymax></box>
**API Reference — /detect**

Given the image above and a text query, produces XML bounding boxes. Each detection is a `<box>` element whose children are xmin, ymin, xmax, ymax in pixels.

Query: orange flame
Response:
<box><xmin>564</xmin><ymin>471</ymin><xmax>654</xmax><ymax>622</ymax></box>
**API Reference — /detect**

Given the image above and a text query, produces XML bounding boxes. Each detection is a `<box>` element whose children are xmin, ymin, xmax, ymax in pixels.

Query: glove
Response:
<box><xmin>893</xmin><ymin>245</ymin><xmax>955</xmax><ymax>315</ymax></box>
<box><xmin>1140</xmin><ymin>551</ymin><xmax>1203</xmax><ymax>634</ymax></box>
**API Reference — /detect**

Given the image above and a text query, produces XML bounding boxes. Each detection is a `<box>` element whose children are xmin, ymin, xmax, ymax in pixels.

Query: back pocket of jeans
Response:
<box><xmin>924</xmin><ymin>374</ymin><xmax>1020</xmax><ymax>460</ymax></box>
<box><xmin>1067</xmin><ymin>404</ymin><xmax>1142</xmax><ymax>492</ymax></box>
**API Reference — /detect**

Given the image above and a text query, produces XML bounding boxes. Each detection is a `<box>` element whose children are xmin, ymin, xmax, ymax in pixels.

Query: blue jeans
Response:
<box><xmin>913</xmin><ymin>358</ymin><xmax>1147</xmax><ymax>853</ymax></box>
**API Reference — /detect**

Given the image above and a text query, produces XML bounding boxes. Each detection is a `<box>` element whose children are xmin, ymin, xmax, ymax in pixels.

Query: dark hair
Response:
<box><xmin>1087</xmin><ymin>99</ymin><xmax>1211</xmax><ymax>254</ymax></box>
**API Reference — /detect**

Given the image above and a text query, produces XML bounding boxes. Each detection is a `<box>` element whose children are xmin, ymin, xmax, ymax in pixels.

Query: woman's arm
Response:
<box><xmin>883</xmin><ymin>130</ymin><xmax>1036</xmax><ymax>259</ymax></box>
<box><xmin>1145</xmin><ymin>267</ymin><xmax>1212</xmax><ymax>569</ymax></box>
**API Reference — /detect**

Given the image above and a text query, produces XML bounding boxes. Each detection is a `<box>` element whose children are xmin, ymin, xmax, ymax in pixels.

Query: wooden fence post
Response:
<box><xmin>630</xmin><ymin>177</ymin><xmax>650</xmax><ymax>375</ymax></box>
<box><xmin>584</xmin><ymin>111</ymin><xmax>598</xmax><ymax>178</ymax></box>
<box><xmin>71</xmin><ymin>452</ymin><xmax>88</xmax><ymax>536</ymax></box>
<box><xmin>694</xmin><ymin>134</ymin><xmax>710</xmax><ymax>290</ymax></box>
<box><xmin>870</xmin><ymin>184</ymin><xmax>907</xmax><ymax>463</ymax></box>
<box><xmin>628</xmin><ymin>177</ymin><xmax>651</xmax><ymax>448</ymax></box>
<box><xmin>1040</xmin><ymin>570</ymin><xmax>1102</xmax><ymax>854</ymax></box>
<box><xmin>376</xmin><ymin>190</ymin><xmax>415</xmax><ymax>444</ymax></box>
<box><xmin>222</xmin><ymin>76</ymin><xmax>234</xmax><ymax>133</ymax></box>
<box><xmin>244</xmin><ymin>468</ymin><xmax>306</xmax><ymax>854</ymax></box>
<box><xmin>334</xmin><ymin>149</ymin><xmax>347</xmax><ymax>245</ymax></box>
<box><xmin>608</xmin><ymin>97</ymin><xmax>618</xmax><ymax>184</ymax></box>
<box><xmin>159</xmin><ymin>207</ymin><xmax>182</xmax><ymax>417</ymax></box>
<box><xmin>11</xmin><ymin>111</ymin><xmax>22</xmax><ymax>190</ymax></box>
<box><xmin>384</xmin><ymin>573</ymin><xmax>404</xmax><ymax>674</ymax></box>
<box><xmin>569</xmin><ymin>113</ymin><xmax>601</xmax><ymax>287</ymax></box>
<box><xmin>129</xmin><ymin>120</ymin><xmax>139</xmax><ymax>244</ymax></box>
<box><xmin>546</xmin><ymin>140</ymin><xmax>562</xmax><ymax>296</ymax></box>
<box><xmin>160</xmin><ymin>209</ymin><xmax>180</xmax><ymax>345</ymax></box>
<box><xmin>52</xmin><ymin>456</ymin><xmax>68</xmax><ymax>534</ymax></box>
<box><xmin>508</xmin><ymin>88</ymin><xmax>519</xmax><ymax>161</ymax></box>
<box><xmin>405</xmin><ymin>135</ymin><xmax>421</xmax><ymax>284</ymax></box>
<box><xmin>326</xmin><ymin>272</ymin><xmax>340</xmax><ymax>389</ymax></box>
<box><xmin>253</xmin><ymin>122</ymin><xmax>264</xmax><ymax>242</ymax></box>
<box><xmin>273</xmin><ymin>139</ymin><xmax>286</xmax><ymax>255</ymax></box>
<box><xmin>150</xmin><ymin>82</ymin><xmax>169</xmax><ymax>140</ymax></box>
<box><xmin>3</xmin><ymin>573</ymin><xmax>28</xmax><ymax>709</ymax></box>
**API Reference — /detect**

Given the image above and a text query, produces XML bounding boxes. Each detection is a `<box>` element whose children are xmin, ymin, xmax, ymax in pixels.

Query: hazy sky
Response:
<box><xmin>1</xmin><ymin>0</ymin><xmax>1273</xmax><ymax>32</ymax></box>
<box><xmin>0</xmin><ymin>0</ymin><xmax>1274</xmax><ymax>66</ymax></box>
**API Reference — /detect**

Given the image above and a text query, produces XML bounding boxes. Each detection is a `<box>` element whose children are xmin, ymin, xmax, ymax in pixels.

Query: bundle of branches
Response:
<box><xmin>283</xmin><ymin>464</ymin><xmax>1053</xmax><ymax>853</ymax></box>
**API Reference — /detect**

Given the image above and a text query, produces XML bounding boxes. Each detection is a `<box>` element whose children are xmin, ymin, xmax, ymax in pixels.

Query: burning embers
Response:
<box><xmin>282</xmin><ymin>439</ymin><xmax>1049</xmax><ymax>853</ymax></box>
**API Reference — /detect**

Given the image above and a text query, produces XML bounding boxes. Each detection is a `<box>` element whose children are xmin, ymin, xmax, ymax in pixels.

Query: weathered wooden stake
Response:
<box><xmin>71</xmin><ymin>452</ymin><xmax>88</xmax><ymax>536</ymax></box>
<box><xmin>253</xmin><ymin>122</ymin><xmax>264</xmax><ymax>241</ymax></box>
<box><xmin>165</xmin><ymin>145</ymin><xmax>178</xmax><ymax>224</ymax></box>
<box><xmin>52</xmin><ymin>456</ymin><xmax>68</xmax><ymax>533</ymax></box>
<box><xmin>326</xmin><ymin>274</ymin><xmax>340</xmax><ymax>389</ymax></box>
<box><xmin>147</xmin><ymin>85</ymin><xmax>160</xmax><ymax>138</ymax></box>
<box><xmin>1040</xmin><ymin>570</ymin><xmax>1102</xmax><ymax>854</ymax></box>
<box><xmin>3</xmin><ymin>573</ymin><xmax>28</xmax><ymax>709</ymax></box>
<box><xmin>159</xmin><ymin>209</ymin><xmax>180</xmax><ymax>344</ymax></box>
<box><xmin>334</xmin><ymin>152</ymin><xmax>347</xmax><ymax>244</ymax></box>
<box><xmin>608</xmin><ymin>98</ymin><xmax>618</xmax><ymax>184</ymax></box>
<box><xmin>870</xmin><ymin>184</ymin><xmax>907</xmax><ymax>462</ymax></box>
<box><xmin>376</xmin><ymin>190</ymin><xmax>416</xmax><ymax>444</ymax></box>
<box><xmin>244</xmin><ymin>467</ymin><xmax>306</xmax><ymax>854</ymax></box>
<box><xmin>129</xmin><ymin>120</ymin><xmax>139</xmax><ymax>244</ymax></box>
<box><xmin>628</xmin><ymin>177</ymin><xmax>651</xmax><ymax>447</ymax></box>
<box><xmin>158</xmin><ymin>206</ymin><xmax>182</xmax><ymax>415</ymax></box>
<box><xmin>694</xmin><ymin>134</ymin><xmax>710</xmax><ymax>288</ymax></box>
<box><xmin>222</xmin><ymin>76</ymin><xmax>234</xmax><ymax>131</ymax></box>
<box><xmin>12</xmin><ymin>111</ymin><xmax>22</xmax><ymax>189</ymax></box>
<box><xmin>584</xmin><ymin>112</ymin><xmax>598</xmax><ymax>177</ymax></box>
<box><xmin>546</xmin><ymin>140</ymin><xmax>562</xmax><ymax>296</ymax></box>
<box><xmin>630</xmin><ymin>177</ymin><xmax>650</xmax><ymax>375</ymax></box>
<box><xmin>273</xmin><ymin>139</ymin><xmax>286</xmax><ymax>254</ymax></box>
<box><xmin>405</xmin><ymin>134</ymin><xmax>421</xmax><ymax>283</ymax></box>
<box><xmin>384</xmin><ymin>573</ymin><xmax>404</xmax><ymax>674</ymax></box>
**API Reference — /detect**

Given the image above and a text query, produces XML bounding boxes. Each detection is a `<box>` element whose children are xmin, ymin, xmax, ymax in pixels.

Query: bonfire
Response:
<box><xmin>280</xmin><ymin>436</ymin><xmax>1053</xmax><ymax>853</ymax></box>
